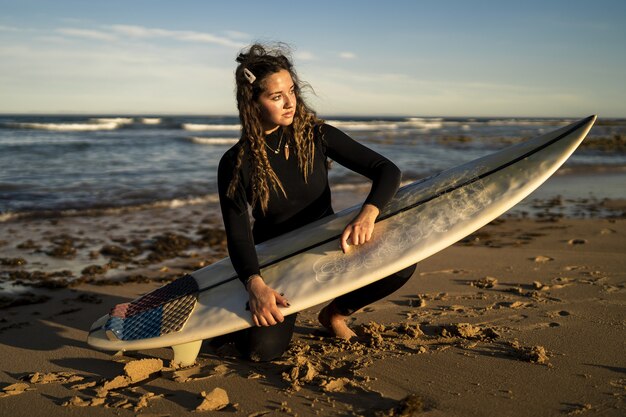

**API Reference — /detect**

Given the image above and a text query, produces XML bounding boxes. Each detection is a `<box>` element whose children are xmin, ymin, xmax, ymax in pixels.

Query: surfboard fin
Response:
<box><xmin>171</xmin><ymin>340</ymin><xmax>203</xmax><ymax>367</ymax></box>
<box><xmin>105</xmin><ymin>329</ymin><xmax>120</xmax><ymax>341</ymax></box>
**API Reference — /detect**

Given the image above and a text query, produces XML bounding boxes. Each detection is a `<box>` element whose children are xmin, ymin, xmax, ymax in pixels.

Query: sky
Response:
<box><xmin>1</xmin><ymin>0</ymin><xmax>625</xmax><ymax>117</ymax></box>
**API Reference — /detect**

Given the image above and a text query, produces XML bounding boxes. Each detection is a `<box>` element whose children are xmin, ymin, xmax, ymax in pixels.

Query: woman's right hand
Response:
<box><xmin>246</xmin><ymin>275</ymin><xmax>289</xmax><ymax>327</ymax></box>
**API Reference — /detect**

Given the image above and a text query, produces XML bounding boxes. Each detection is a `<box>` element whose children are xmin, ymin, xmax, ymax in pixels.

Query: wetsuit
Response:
<box><xmin>217</xmin><ymin>123</ymin><xmax>415</xmax><ymax>361</ymax></box>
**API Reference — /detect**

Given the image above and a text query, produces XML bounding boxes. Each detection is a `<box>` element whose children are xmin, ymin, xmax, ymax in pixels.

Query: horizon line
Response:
<box><xmin>0</xmin><ymin>112</ymin><xmax>612</xmax><ymax>120</ymax></box>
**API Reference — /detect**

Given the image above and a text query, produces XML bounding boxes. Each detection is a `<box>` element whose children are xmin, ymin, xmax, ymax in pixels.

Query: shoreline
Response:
<box><xmin>0</xmin><ymin>170</ymin><xmax>624</xmax><ymax>290</ymax></box>
<box><xmin>2</xmin><ymin>165</ymin><xmax>625</xmax><ymax>224</ymax></box>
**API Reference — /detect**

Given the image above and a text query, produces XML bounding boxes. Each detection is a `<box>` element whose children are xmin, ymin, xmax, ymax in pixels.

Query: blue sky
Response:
<box><xmin>1</xmin><ymin>0</ymin><xmax>625</xmax><ymax>117</ymax></box>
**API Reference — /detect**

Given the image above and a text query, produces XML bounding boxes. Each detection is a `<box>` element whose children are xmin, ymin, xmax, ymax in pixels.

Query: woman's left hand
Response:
<box><xmin>340</xmin><ymin>203</ymin><xmax>380</xmax><ymax>253</ymax></box>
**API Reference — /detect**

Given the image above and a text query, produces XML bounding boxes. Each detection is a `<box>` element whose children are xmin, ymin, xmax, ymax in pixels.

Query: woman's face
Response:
<box><xmin>258</xmin><ymin>69</ymin><xmax>297</xmax><ymax>134</ymax></box>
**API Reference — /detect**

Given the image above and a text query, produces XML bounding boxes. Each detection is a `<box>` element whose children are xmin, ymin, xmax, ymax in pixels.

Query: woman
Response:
<box><xmin>217</xmin><ymin>44</ymin><xmax>416</xmax><ymax>362</ymax></box>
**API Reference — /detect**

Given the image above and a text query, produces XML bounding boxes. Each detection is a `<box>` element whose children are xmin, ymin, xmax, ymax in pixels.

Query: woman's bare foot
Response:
<box><xmin>318</xmin><ymin>302</ymin><xmax>357</xmax><ymax>340</ymax></box>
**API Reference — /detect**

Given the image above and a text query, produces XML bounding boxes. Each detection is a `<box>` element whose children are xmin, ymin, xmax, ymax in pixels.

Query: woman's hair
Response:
<box><xmin>228</xmin><ymin>43</ymin><xmax>323</xmax><ymax>212</ymax></box>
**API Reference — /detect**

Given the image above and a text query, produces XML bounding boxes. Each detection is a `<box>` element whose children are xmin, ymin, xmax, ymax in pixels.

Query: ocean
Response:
<box><xmin>1</xmin><ymin>114</ymin><xmax>625</xmax><ymax>221</ymax></box>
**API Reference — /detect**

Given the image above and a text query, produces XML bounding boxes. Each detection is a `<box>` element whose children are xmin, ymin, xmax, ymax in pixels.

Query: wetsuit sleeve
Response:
<box><xmin>321</xmin><ymin>124</ymin><xmax>401</xmax><ymax>210</ymax></box>
<box><xmin>217</xmin><ymin>151</ymin><xmax>260</xmax><ymax>285</ymax></box>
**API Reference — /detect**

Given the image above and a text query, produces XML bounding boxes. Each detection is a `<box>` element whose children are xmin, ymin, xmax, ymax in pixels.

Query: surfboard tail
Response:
<box><xmin>103</xmin><ymin>274</ymin><xmax>200</xmax><ymax>341</ymax></box>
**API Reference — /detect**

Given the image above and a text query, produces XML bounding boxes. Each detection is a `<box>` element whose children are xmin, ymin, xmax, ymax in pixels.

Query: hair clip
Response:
<box><xmin>243</xmin><ymin>68</ymin><xmax>256</xmax><ymax>84</ymax></box>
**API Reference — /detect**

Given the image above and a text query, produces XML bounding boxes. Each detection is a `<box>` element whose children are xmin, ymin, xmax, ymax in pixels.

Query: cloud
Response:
<box><xmin>106</xmin><ymin>24</ymin><xmax>246</xmax><ymax>48</ymax></box>
<box><xmin>35</xmin><ymin>35</ymin><xmax>74</xmax><ymax>44</ymax></box>
<box><xmin>223</xmin><ymin>30</ymin><xmax>251</xmax><ymax>40</ymax></box>
<box><xmin>339</xmin><ymin>52</ymin><xmax>357</xmax><ymax>59</ymax></box>
<box><xmin>305</xmin><ymin>66</ymin><xmax>590</xmax><ymax>117</ymax></box>
<box><xmin>295</xmin><ymin>50</ymin><xmax>315</xmax><ymax>61</ymax></box>
<box><xmin>0</xmin><ymin>38</ymin><xmax>235</xmax><ymax>114</ymax></box>
<box><xmin>57</xmin><ymin>28</ymin><xmax>118</xmax><ymax>41</ymax></box>
<box><xmin>52</xmin><ymin>24</ymin><xmax>247</xmax><ymax>49</ymax></box>
<box><xmin>0</xmin><ymin>25</ymin><xmax>20</xmax><ymax>32</ymax></box>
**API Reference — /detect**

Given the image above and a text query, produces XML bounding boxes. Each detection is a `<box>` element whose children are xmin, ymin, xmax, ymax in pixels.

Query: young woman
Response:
<box><xmin>217</xmin><ymin>44</ymin><xmax>416</xmax><ymax>362</ymax></box>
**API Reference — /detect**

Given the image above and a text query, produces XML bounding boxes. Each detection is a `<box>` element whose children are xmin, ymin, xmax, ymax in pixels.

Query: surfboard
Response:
<box><xmin>88</xmin><ymin>115</ymin><xmax>597</xmax><ymax>366</ymax></box>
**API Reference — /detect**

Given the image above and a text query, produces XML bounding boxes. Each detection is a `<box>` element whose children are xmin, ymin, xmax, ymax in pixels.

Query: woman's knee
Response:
<box><xmin>247</xmin><ymin>341</ymin><xmax>289</xmax><ymax>362</ymax></box>
<box><xmin>237</xmin><ymin>314</ymin><xmax>297</xmax><ymax>362</ymax></box>
<box><xmin>397</xmin><ymin>263</ymin><xmax>417</xmax><ymax>279</ymax></box>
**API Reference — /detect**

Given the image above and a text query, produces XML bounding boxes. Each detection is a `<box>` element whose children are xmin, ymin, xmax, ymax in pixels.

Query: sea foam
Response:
<box><xmin>90</xmin><ymin>117</ymin><xmax>134</xmax><ymax>124</ymax></box>
<box><xmin>140</xmin><ymin>118</ymin><xmax>162</xmax><ymax>125</ymax></box>
<box><xmin>327</xmin><ymin>120</ymin><xmax>400</xmax><ymax>131</ymax></box>
<box><xmin>183</xmin><ymin>123</ymin><xmax>241</xmax><ymax>131</ymax></box>
<box><xmin>327</xmin><ymin>118</ymin><xmax>444</xmax><ymax>131</ymax></box>
<box><xmin>0</xmin><ymin>194</ymin><xmax>221</xmax><ymax>223</ymax></box>
<box><xmin>187</xmin><ymin>137</ymin><xmax>239</xmax><ymax>145</ymax></box>
<box><xmin>7</xmin><ymin>121</ymin><xmax>123</xmax><ymax>131</ymax></box>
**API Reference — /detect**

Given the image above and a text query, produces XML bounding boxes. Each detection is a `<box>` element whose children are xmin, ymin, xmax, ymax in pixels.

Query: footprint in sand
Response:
<box><xmin>567</xmin><ymin>239</ymin><xmax>587</xmax><ymax>245</ymax></box>
<box><xmin>551</xmin><ymin>310</ymin><xmax>571</xmax><ymax>317</ymax></box>
<box><xmin>533</xmin><ymin>255</ymin><xmax>554</xmax><ymax>263</ymax></box>
<box><xmin>525</xmin><ymin>322</ymin><xmax>561</xmax><ymax>331</ymax></box>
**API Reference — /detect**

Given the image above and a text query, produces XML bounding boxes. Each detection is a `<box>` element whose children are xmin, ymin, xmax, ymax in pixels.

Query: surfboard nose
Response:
<box><xmin>585</xmin><ymin>115</ymin><xmax>597</xmax><ymax>126</ymax></box>
<box><xmin>575</xmin><ymin>115</ymin><xmax>597</xmax><ymax>145</ymax></box>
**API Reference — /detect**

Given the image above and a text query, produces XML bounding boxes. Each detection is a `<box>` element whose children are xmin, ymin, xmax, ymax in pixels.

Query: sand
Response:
<box><xmin>0</xmin><ymin>185</ymin><xmax>625</xmax><ymax>416</ymax></box>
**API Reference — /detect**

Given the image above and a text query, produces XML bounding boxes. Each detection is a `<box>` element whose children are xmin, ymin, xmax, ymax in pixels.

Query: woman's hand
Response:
<box><xmin>247</xmin><ymin>275</ymin><xmax>289</xmax><ymax>327</ymax></box>
<box><xmin>340</xmin><ymin>203</ymin><xmax>380</xmax><ymax>253</ymax></box>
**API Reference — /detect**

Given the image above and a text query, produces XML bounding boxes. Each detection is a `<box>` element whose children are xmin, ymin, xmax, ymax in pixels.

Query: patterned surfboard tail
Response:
<box><xmin>104</xmin><ymin>274</ymin><xmax>199</xmax><ymax>341</ymax></box>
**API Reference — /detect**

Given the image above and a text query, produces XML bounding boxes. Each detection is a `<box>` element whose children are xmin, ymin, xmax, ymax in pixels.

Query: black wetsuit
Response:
<box><xmin>217</xmin><ymin>123</ymin><xmax>415</xmax><ymax>361</ymax></box>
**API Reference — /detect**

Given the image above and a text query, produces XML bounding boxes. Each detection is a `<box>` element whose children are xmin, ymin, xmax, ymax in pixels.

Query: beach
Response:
<box><xmin>0</xmin><ymin>177</ymin><xmax>624</xmax><ymax>417</ymax></box>
<box><xmin>3</xmin><ymin>0</ymin><xmax>626</xmax><ymax>413</ymax></box>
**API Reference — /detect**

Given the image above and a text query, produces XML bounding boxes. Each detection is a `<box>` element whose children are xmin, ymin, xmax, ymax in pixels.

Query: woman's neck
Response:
<box><xmin>263</xmin><ymin>124</ymin><xmax>280</xmax><ymax>135</ymax></box>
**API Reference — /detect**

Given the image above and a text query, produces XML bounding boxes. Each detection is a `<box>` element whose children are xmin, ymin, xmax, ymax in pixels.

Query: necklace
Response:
<box><xmin>264</xmin><ymin>132</ymin><xmax>283</xmax><ymax>154</ymax></box>
<box><xmin>264</xmin><ymin>130</ymin><xmax>290</xmax><ymax>160</ymax></box>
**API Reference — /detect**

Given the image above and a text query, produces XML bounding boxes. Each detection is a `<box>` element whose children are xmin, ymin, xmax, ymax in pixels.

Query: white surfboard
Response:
<box><xmin>88</xmin><ymin>116</ymin><xmax>597</xmax><ymax>366</ymax></box>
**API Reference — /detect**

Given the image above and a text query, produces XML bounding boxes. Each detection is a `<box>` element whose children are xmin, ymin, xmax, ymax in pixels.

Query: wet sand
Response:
<box><xmin>0</xmin><ymin>183</ymin><xmax>625</xmax><ymax>416</ymax></box>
